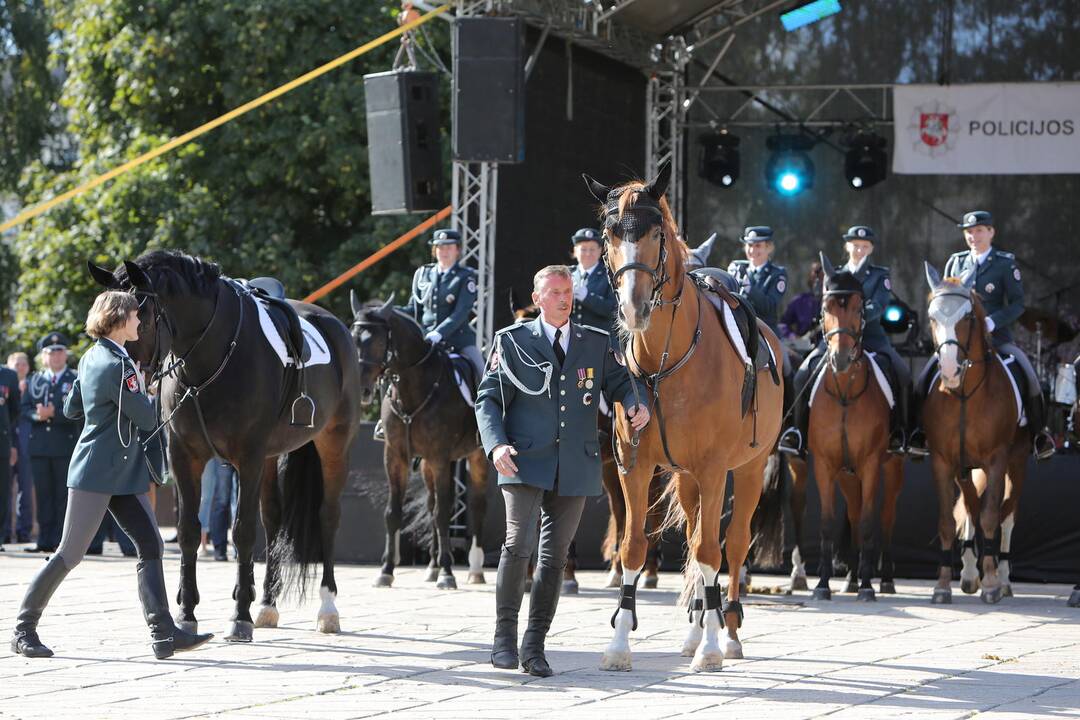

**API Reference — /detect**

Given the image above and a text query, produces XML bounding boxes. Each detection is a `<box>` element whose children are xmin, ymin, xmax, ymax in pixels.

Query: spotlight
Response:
<box><xmin>882</xmin><ymin>296</ymin><xmax>913</xmax><ymax>334</ymax></box>
<box><xmin>845</xmin><ymin>132</ymin><xmax>888</xmax><ymax>190</ymax></box>
<box><xmin>765</xmin><ymin>134</ymin><xmax>815</xmax><ymax>196</ymax></box>
<box><xmin>698</xmin><ymin>132</ymin><xmax>740</xmax><ymax>189</ymax></box>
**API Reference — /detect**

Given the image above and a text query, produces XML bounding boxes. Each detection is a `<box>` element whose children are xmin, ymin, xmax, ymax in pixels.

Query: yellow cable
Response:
<box><xmin>0</xmin><ymin>3</ymin><xmax>451</xmax><ymax>234</ymax></box>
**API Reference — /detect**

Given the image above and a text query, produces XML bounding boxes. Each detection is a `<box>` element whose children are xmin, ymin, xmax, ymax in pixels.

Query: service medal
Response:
<box><xmin>583</xmin><ymin>392</ymin><xmax>593</xmax><ymax>406</ymax></box>
<box><xmin>446</xmin><ymin>294</ymin><xmax>455</xmax><ymax>304</ymax></box>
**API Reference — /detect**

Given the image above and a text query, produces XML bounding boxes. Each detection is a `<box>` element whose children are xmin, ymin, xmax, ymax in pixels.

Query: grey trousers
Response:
<box><xmin>56</xmin><ymin>489</ymin><xmax>163</xmax><ymax>570</ymax></box>
<box><xmin>501</xmin><ymin>484</ymin><xmax>586</xmax><ymax>570</ymax></box>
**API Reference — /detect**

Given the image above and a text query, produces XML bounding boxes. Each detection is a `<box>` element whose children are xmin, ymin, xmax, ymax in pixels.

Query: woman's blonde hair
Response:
<box><xmin>85</xmin><ymin>291</ymin><xmax>140</xmax><ymax>339</ymax></box>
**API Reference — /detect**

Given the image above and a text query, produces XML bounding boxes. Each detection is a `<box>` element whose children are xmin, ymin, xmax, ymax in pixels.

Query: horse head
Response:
<box><xmin>819</xmin><ymin>252</ymin><xmax>865</xmax><ymax>373</ymax></box>
<box><xmin>924</xmin><ymin>261</ymin><xmax>987</xmax><ymax>391</ymax></box>
<box><xmin>582</xmin><ymin>161</ymin><xmax>677</xmax><ymax>332</ymax></box>
<box><xmin>350</xmin><ymin>291</ymin><xmax>397</xmax><ymax>404</ymax></box>
<box><xmin>87</xmin><ymin>258</ymin><xmax>171</xmax><ymax>372</ymax></box>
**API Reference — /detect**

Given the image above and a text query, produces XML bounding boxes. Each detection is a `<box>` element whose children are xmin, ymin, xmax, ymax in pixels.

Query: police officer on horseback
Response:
<box><xmin>402</xmin><ymin>228</ymin><xmax>485</xmax><ymax>380</ymax></box>
<box><xmin>779</xmin><ymin>225</ymin><xmax>910</xmax><ymax>457</ymax></box>
<box><xmin>727</xmin><ymin>226</ymin><xmax>788</xmax><ymax>336</ymax></box>
<box><xmin>907</xmin><ymin>211</ymin><xmax>1055</xmax><ymax>460</ymax></box>
<box><xmin>569</xmin><ymin>228</ymin><xmax>618</xmax><ymax>337</ymax></box>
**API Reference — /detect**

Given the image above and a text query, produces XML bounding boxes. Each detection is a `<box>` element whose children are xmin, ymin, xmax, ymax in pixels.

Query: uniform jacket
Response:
<box><xmin>944</xmin><ymin>247</ymin><xmax>1024</xmax><ymax>344</ymax></box>
<box><xmin>569</xmin><ymin>263</ymin><xmax>618</xmax><ymax>335</ymax></box>
<box><xmin>727</xmin><ymin>259</ymin><xmax>788</xmax><ymax>334</ymax></box>
<box><xmin>846</xmin><ymin>260</ymin><xmax>893</xmax><ymax>352</ymax></box>
<box><xmin>475</xmin><ymin>318</ymin><xmax>644</xmax><ymax>496</ymax></box>
<box><xmin>403</xmin><ymin>261</ymin><xmax>478</xmax><ymax>351</ymax></box>
<box><xmin>21</xmin><ymin>366</ymin><xmax>80</xmax><ymax>457</ymax></box>
<box><xmin>63</xmin><ymin>339</ymin><xmax>158</xmax><ymax>495</ymax></box>
<box><xmin>0</xmin><ymin>366</ymin><xmax>20</xmax><ymax>443</ymax></box>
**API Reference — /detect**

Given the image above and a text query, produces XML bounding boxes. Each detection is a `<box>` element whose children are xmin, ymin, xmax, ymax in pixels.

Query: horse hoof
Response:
<box><xmin>605</xmin><ymin>572</ymin><xmax>621</xmax><ymax>589</ymax></box>
<box><xmin>599</xmin><ymin>651</ymin><xmax>632</xmax><ymax>672</ymax></box>
<box><xmin>931</xmin><ymin>588</ymin><xmax>952</xmax><ymax>605</ymax></box>
<box><xmin>424</xmin><ymin>567</ymin><xmax>439</xmax><ymax>583</ymax></box>
<box><xmin>857</xmin><ymin>588</ymin><xmax>877</xmax><ymax>602</ymax></box>
<box><xmin>467</xmin><ymin>573</ymin><xmax>486</xmax><ymax>585</ymax></box>
<box><xmin>961</xmin><ymin>578</ymin><xmax>980</xmax><ymax>594</ymax></box>
<box><xmin>642</xmin><ymin>575</ymin><xmax>658</xmax><ymax>590</ymax></box>
<box><xmin>812</xmin><ymin>587</ymin><xmax>832</xmax><ymax>601</ymax></box>
<box><xmin>879</xmin><ymin>581</ymin><xmax>896</xmax><ymax>594</ymax></box>
<box><xmin>436</xmin><ymin>575</ymin><xmax>458</xmax><ymax>590</ymax></box>
<box><xmin>1002</xmin><ymin>584</ymin><xmax>1013</xmax><ymax>598</ymax></box>
<box><xmin>981</xmin><ymin>587</ymin><xmax>1003</xmax><ymax>605</ymax></box>
<box><xmin>224</xmin><ymin>620</ymin><xmax>254</xmax><ymax>643</ymax></box>
<box><xmin>254</xmin><ymin>605</ymin><xmax>279</xmax><ymax>628</ymax></box>
<box><xmin>562</xmin><ymin>579</ymin><xmax>579</xmax><ymax>595</ymax></box>
<box><xmin>691</xmin><ymin>651</ymin><xmax>724</xmax><ymax>672</ymax></box>
<box><xmin>316</xmin><ymin>613</ymin><xmax>340</xmax><ymax>634</ymax></box>
<box><xmin>791</xmin><ymin>576</ymin><xmax>809</xmax><ymax>591</ymax></box>
<box><xmin>680</xmin><ymin>643</ymin><xmax>698</xmax><ymax>658</ymax></box>
<box><xmin>1068</xmin><ymin>589</ymin><xmax>1080</xmax><ymax>607</ymax></box>
<box><xmin>844</xmin><ymin>580</ymin><xmax>859</xmax><ymax>594</ymax></box>
<box><xmin>175</xmin><ymin>618</ymin><xmax>198</xmax><ymax>634</ymax></box>
<box><xmin>372</xmin><ymin>573</ymin><xmax>394</xmax><ymax>588</ymax></box>
<box><xmin>723</xmin><ymin>638</ymin><xmax>744</xmax><ymax>659</ymax></box>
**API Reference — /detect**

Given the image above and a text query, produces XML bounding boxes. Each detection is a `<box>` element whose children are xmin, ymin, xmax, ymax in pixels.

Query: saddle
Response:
<box><xmin>448</xmin><ymin>352</ymin><xmax>479</xmax><ymax>404</ymax></box>
<box><xmin>246</xmin><ymin>278</ymin><xmax>310</xmax><ymax>365</ymax></box>
<box><xmin>690</xmin><ymin>270</ymin><xmax>780</xmax><ymax>417</ymax></box>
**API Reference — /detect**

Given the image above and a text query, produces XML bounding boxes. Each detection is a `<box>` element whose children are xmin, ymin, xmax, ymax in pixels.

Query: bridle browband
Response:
<box><xmin>820</xmin><ymin>287</ymin><xmax>866</xmax><ymax>368</ymax></box>
<box><xmin>601</xmin><ymin>190</ymin><xmax>676</xmax><ymax>311</ymax></box>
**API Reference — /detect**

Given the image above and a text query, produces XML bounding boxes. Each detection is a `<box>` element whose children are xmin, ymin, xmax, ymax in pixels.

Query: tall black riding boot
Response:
<box><xmin>520</xmin><ymin>564</ymin><xmax>563</xmax><ymax>677</ymax></box>
<box><xmin>778</xmin><ymin>390</ymin><xmax>810</xmax><ymax>457</ymax></box>
<box><xmin>1026</xmin><ymin>390</ymin><xmax>1056</xmax><ymax>460</ymax></box>
<box><xmin>10</xmin><ymin>554</ymin><xmax>71</xmax><ymax>657</ymax></box>
<box><xmin>907</xmin><ymin>376</ymin><xmax>930</xmax><ymax>458</ymax></box>
<box><xmin>491</xmin><ymin>549</ymin><xmax>528</xmax><ymax>669</ymax></box>
<box><xmin>137</xmin><ymin>559</ymin><xmax>214</xmax><ymax>659</ymax></box>
<box><xmin>888</xmin><ymin>380</ymin><xmax>909</xmax><ymax>455</ymax></box>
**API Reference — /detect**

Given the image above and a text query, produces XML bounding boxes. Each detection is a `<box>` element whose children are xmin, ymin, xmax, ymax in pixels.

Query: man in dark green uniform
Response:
<box><xmin>0</xmin><ymin>363</ymin><xmax>20</xmax><ymax>550</ymax></box>
<box><xmin>908</xmin><ymin>210</ymin><xmax>1055</xmax><ymax>459</ymax></box>
<box><xmin>476</xmin><ymin>265</ymin><xmax>649</xmax><ymax>677</ymax></box>
<box><xmin>20</xmin><ymin>332</ymin><xmax>81</xmax><ymax>552</ymax></box>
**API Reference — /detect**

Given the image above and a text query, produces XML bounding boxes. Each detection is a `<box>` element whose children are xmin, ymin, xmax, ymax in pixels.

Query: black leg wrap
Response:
<box><xmin>687</xmin><ymin>598</ymin><xmax>703</xmax><ymax>624</ymax></box>
<box><xmin>939</xmin><ymin>547</ymin><xmax>954</xmax><ymax>568</ymax></box>
<box><xmin>998</xmin><ymin>552</ymin><xmax>1011</xmax><ymax>562</ymax></box>
<box><xmin>610</xmin><ymin>583</ymin><xmax>638</xmax><ymax>631</ymax></box>
<box><xmin>722</xmin><ymin>598</ymin><xmax>744</xmax><ymax>629</ymax></box>
<box><xmin>702</xmin><ymin>583</ymin><xmax>724</xmax><ymax>629</ymax></box>
<box><xmin>983</xmin><ymin>531</ymin><xmax>1001</xmax><ymax>568</ymax></box>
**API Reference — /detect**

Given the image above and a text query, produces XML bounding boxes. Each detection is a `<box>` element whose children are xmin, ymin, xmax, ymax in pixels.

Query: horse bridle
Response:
<box><xmin>601</xmin><ymin>195</ymin><xmax>676</xmax><ymax>311</ymax></box>
<box><xmin>929</xmin><ymin>288</ymin><xmax>991</xmax><ymax>395</ymax></box>
<box><xmin>821</xmin><ymin>288</ymin><xmax>866</xmax><ymax>371</ymax></box>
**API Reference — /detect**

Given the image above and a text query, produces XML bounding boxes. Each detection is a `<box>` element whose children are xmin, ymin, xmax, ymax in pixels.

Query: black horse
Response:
<box><xmin>350</xmin><ymin>293</ymin><xmax>490</xmax><ymax>589</ymax></box>
<box><xmin>89</xmin><ymin>251</ymin><xmax>364</xmax><ymax>642</ymax></box>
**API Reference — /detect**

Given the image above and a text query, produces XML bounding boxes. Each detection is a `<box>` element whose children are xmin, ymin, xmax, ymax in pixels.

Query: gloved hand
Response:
<box><xmin>985</xmin><ymin>317</ymin><xmax>996</xmax><ymax>333</ymax></box>
<box><xmin>574</xmin><ymin>283</ymin><xmax>588</xmax><ymax>302</ymax></box>
<box><xmin>424</xmin><ymin>331</ymin><xmax>443</xmax><ymax>345</ymax></box>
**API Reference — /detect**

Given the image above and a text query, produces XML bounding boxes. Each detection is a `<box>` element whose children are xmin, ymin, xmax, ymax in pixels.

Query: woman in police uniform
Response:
<box><xmin>11</xmin><ymin>291</ymin><xmax>213</xmax><ymax>660</ymax></box>
<box><xmin>726</xmin><ymin>226</ymin><xmax>788</xmax><ymax>335</ymax></box>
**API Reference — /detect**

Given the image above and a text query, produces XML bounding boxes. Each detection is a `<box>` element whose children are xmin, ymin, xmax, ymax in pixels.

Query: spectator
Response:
<box><xmin>6</xmin><ymin>353</ymin><xmax>34</xmax><ymax>544</ymax></box>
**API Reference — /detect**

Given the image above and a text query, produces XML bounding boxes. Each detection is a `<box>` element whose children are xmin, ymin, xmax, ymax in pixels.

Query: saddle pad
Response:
<box><xmin>253</xmin><ymin>297</ymin><xmax>332</xmax><ymax>368</ymax></box>
<box><xmin>809</xmin><ymin>352</ymin><xmax>894</xmax><ymax>409</ymax></box>
<box><xmin>927</xmin><ymin>356</ymin><xmax>1025</xmax><ymax>426</ymax></box>
<box><xmin>447</xmin><ymin>353</ymin><xmax>475</xmax><ymax>407</ymax></box>
<box><xmin>717</xmin><ymin>300</ymin><xmax>777</xmax><ymax>372</ymax></box>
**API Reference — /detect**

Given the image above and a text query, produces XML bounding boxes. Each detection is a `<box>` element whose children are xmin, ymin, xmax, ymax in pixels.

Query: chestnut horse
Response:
<box><xmin>923</xmin><ymin>263</ymin><xmax>1028</xmax><ymax>604</ymax></box>
<box><xmin>808</xmin><ymin>255</ymin><xmax>904</xmax><ymax>602</ymax></box>
<box><xmin>583</xmin><ymin>162</ymin><xmax>784</xmax><ymax>672</ymax></box>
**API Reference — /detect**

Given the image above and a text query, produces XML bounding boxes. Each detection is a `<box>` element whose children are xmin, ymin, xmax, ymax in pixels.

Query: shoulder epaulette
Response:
<box><xmin>579</xmin><ymin>324</ymin><xmax>610</xmax><ymax>336</ymax></box>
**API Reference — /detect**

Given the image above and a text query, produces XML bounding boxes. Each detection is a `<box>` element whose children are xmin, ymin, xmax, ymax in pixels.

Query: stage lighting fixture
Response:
<box><xmin>765</xmin><ymin>134</ymin><xmax>815</xmax><ymax>196</ymax></box>
<box><xmin>781</xmin><ymin>0</ymin><xmax>842</xmax><ymax>32</ymax></box>
<box><xmin>882</xmin><ymin>297</ymin><xmax>913</xmax><ymax>334</ymax></box>
<box><xmin>845</xmin><ymin>132</ymin><xmax>888</xmax><ymax>190</ymax></box>
<box><xmin>698</xmin><ymin>132</ymin><xmax>740</xmax><ymax>188</ymax></box>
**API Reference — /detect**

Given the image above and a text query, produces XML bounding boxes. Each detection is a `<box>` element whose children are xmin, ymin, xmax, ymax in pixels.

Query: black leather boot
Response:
<box><xmin>907</xmin><ymin>375</ymin><xmax>930</xmax><ymax>459</ymax></box>
<box><xmin>520</xmin><ymin>564</ymin><xmax>562</xmax><ymax>677</ymax></box>
<box><xmin>137</xmin><ymin>559</ymin><xmax>213</xmax><ymax>659</ymax></box>
<box><xmin>778</xmin><ymin>393</ymin><xmax>809</xmax><ymax>458</ymax></box>
<box><xmin>491</xmin><ymin>548</ymin><xmax>527</xmax><ymax>669</ymax></box>
<box><xmin>1026</xmin><ymin>391</ymin><xmax>1056</xmax><ymax>460</ymax></box>
<box><xmin>11</xmin><ymin>554</ymin><xmax>71</xmax><ymax>658</ymax></box>
<box><xmin>888</xmin><ymin>379</ymin><xmax>908</xmax><ymax>455</ymax></box>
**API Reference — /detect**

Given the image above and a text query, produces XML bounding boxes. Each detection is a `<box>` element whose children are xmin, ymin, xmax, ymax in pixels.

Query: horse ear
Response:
<box><xmin>122</xmin><ymin>261</ymin><xmax>153</xmax><ymax>292</ymax></box>
<box><xmin>924</xmin><ymin>261</ymin><xmax>943</xmax><ymax>291</ymax></box>
<box><xmin>645</xmin><ymin>161</ymin><xmax>671</xmax><ymax>201</ymax></box>
<box><xmin>959</xmin><ymin>265</ymin><xmax>978</xmax><ymax>289</ymax></box>
<box><xmin>87</xmin><ymin>260</ymin><xmax>120</xmax><ymax>289</ymax></box>
<box><xmin>377</xmin><ymin>293</ymin><xmax>395</xmax><ymax>317</ymax></box>
<box><xmin>819</xmin><ymin>252</ymin><xmax>836</xmax><ymax>278</ymax></box>
<box><xmin>508</xmin><ymin>287</ymin><xmax>520</xmax><ymax>314</ymax></box>
<box><xmin>349</xmin><ymin>289</ymin><xmax>362</xmax><ymax>317</ymax></box>
<box><xmin>582</xmin><ymin>173</ymin><xmax>611</xmax><ymax>203</ymax></box>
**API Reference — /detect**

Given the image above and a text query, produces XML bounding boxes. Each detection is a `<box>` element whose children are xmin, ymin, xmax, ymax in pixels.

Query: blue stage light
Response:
<box><xmin>781</xmin><ymin>0</ymin><xmax>842</xmax><ymax>32</ymax></box>
<box><xmin>778</xmin><ymin>172</ymin><xmax>800</xmax><ymax>193</ymax></box>
<box><xmin>884</xmin><ymin>306</ymin><xmax>902</xmax><ymax>323</ymax></box>
<box><xmin>765</xmin><ymin>133</ymin><xmax>816</xmax><ymax>196</ymax></box>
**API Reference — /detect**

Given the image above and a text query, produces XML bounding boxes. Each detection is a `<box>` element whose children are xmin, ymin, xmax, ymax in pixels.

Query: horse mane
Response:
<box><xmin>126</xmin><ymin>249</ymin><xmax>222</xmax><ymax>297</ymax></box>
<box><xmin>609</xmin><ymin>180</ymin><xmax>688</xmax><ymax>286</ymax></box>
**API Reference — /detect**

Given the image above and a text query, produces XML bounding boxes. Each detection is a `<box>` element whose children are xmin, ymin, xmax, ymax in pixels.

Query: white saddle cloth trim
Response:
<box><xmin>721</xmin><ymin>303</ymin><xmax>751</xmax><ymax>365</ymax></box>
<box><xmin>929</xmin><ymin>356</ymin><xmax>1025</xmax><ymax>426</ymax></box>
<box><xmin>810</xmin><ymin>352</ymin><xmax>894</xmax><ymax>409</ymax></box>
<box><xmin>253</xmin><ymin>297</ymin><xmax>332</xmax><ymax>368</ymax></box>
<box><xmin>447</xmin><ymin>353</ymin><xmax>475</xmax><ymax>407</ymax></box>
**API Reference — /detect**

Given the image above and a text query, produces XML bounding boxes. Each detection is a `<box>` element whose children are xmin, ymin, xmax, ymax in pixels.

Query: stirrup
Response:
<box><xmin>887</xmin><ymin>431</ymin><xmax>906</xmax><ymax>456</ymax></box>
<box><xmin>1033</xmin><ymin>431</ymin><xmax>1056</xmax><ymax>461</ymax></box>
<box><xmin>372</xmin><ymin>419</ymin><xmax>386</xmax><ymax>441</ymax></box>
<box><xmin>906</xmin><ymin>430</ymin><xmax>929</xmax><ymax>458</ymax></box>
<box><xmin>289</xmin><ymin>393</ymin><xmax>315</xmax><ymax>428</ymax></box>
<box><xmin>777</xmin><ymin>428</ymin><xmax>804</xmax><ymax>457</ymax></box>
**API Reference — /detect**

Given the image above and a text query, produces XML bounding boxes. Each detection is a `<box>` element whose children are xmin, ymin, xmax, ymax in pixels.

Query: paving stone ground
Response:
<box><xmin>1</xmin><ymin>542</ymin><xmax>1078</xmax><ymax>719</ymax></box>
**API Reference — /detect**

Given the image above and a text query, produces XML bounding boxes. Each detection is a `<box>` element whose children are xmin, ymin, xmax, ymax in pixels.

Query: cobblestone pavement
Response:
<box><xmin>1</xmin><ymin>545</ymin><xmax>1078</xmax><ymax>719</ymax></box>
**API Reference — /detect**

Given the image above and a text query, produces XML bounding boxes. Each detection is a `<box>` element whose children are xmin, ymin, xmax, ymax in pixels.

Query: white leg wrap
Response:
<box><xmin>960</xmin><ymin>516</ymin><xmax>979</xmax><ymax>587</ymax></box>
<box><xmin>691</xmin><ymin>563</ymin><xmax>724</xmax><ymax>672</ymax></box>
<box><xmin>600</xmin><ymin>567</ymin><xmax>640</xmax><ymax>671</ymax></box>
<box><xmin>468</xmin><ymin>537</ymin><xmax>484</xmax><ymax>574</ymax></box>
<box><xmin>1000</xmin><ymin>514</ymin><xmax>1015</xmax><ymax>586</ymax></box>
<box><xmin>316</xmin><ymin>586</ymin><xmax>340</xmax><ymax>633</ymax></box>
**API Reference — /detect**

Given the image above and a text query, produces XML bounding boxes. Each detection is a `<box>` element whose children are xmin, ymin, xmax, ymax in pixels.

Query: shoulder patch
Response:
<box><xmin>776</xmin><ymin>278</ymin><xmax>786</xmax><ymax>294</ymax></box>
<box><xmin>579</xmin><ymin>324</ymin><xmax>610</xmax><ymax>336</ymax></box>
<box><xmin>1013</xmin><ymin>267</ymin><xmax>1021</xmax><ymax>281</ymax></box>
<box><xmin>997</xmin><ymin>250</ymin><xmax>1016</xmax><ymax>259</ymax></box>
<box><xmin>467</xmin><ymin>279</ymin><xmax>477</xmax><ymax>294</ymax></box>
<box><xmin>122</xmin><ymin>364</ymin><xmax>140</xmax><ymax>393</ymax></box>
<box><xmin>884</xmin><ymin>277</ymin><xmax>892</xmax><ymax>291</ymax></box>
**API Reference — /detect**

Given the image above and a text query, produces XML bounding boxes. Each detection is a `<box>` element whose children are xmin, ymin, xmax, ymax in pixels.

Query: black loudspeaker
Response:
<box><xmin>364</xmin><ymin>70</ymin><xmax>444</xmax><ymax>215</ymax></box>
<box><xmin>453</xmin><ymin>17</ymin><xmax>525</xmax><ymax>163</ymax></box>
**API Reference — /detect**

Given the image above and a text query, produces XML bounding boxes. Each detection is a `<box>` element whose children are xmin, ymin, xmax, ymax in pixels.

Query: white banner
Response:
<box><xmin>892</xmin><ymin>83</ymin><xmax>1080</xmax><ymax>174</ymax></box>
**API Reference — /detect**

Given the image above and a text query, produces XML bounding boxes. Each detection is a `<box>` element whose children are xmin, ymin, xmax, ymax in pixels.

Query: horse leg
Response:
<box><xmin>878</xmin><ymin>456</ymin><xmax>903</xmax><ymax>594</ymax></box>
<box><xmin>718</xmin><ymin>456</ymin><xmax>766</xmax><ymax>664</ymax></box>
<box><xmin>999</xmin><ymin>441</ymin><xmax>1026</xmax><ymax>598</ymax></box>
<box><xmin>812</xmin><ymin>454</ymin><xmax>839</xmax><ymax>601</ymax></box>
<box><xmin>839</xmin><ymin>475</ymin><xmax>861</xmax><ymax>595</ymax></box>
<box><xmin>170</xmin><ymin>441</ymin><xmax>205</xmax><ymax>633</ymax></box>
<box><xmin>255</xmin><ymin>458</ymin><xmax>282</xmax><ymax>628</ymax></box>
<box><xmin>563</xmin><ymin>540</ymin><xmax>579</xmax><ymax>594</ymax></box>
<box><xmin>427</xmin><ymin>458</ymin><xmax>457</xmax><ymax>590</ymax></box>
<box><xmin>374</xmin><ymin>443</ymin><xmax>408</xmax><ymax>588</ymax></box>
<box><xmin>643</xmin><ymin>472</ymin><xmax>664</xmax><ymax>589</ymax></box>
<box><xmin>422</xmin><ymin>461</ymin><xmax>440</xmax><ymax>583</ymax></box>
<box><xmin>466</xmin><ymin>448</ymin><xmax>489</xmax><ymax>585</ymax></box>
<box><xmin>977</xmin><ymin>455</ymin><xmax>1009</xmax><ymax>605</ymax></box>
<box><xmin>314</xmin><ymin>431</ymin><xmax>348</xmax><ymax>633</ymax></box>
<box><xmin>853</xmin><ymin>459</ymin><xmax>879</xmax><ymax>602</ymax></box>
<box><xmin>957</xmin><ymin>470</ymin><xmax>982</xmax><ymax>595</ymax></box>
<box><xmin>788</xmin><ymin>456</ymin><xmax>810</xmax><ymax>591</ymax></box>
<box><xmin>688</xmin><ymin>471</ymin><xmax>727</xmax><ymax>672</ymax></box>
<box><xmin>225</xmin><ymin>451</ymin><xmax>267</xmax><ymax>642</ymax></box>
<box><xmin>603</xmin><ymin>466</ymin><xmax>626</xmax><ymax>588</ymax></box>
<box><xmin>931</xmin><ymin>453</ymin><xmax>960</xmax><ymax>604</ymax></box>
<box><xmin>677</xmin><ymin>475</ymin><xmax>704</xmax><ymax>657</ymax></box>
<box><xmin>600</xmin><ymin>461</ymin><xmax>654</xmax><ymax>672</ymax></box>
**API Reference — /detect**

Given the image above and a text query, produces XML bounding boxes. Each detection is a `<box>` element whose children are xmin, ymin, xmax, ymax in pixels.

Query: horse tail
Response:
<box><xmin>270</xmin><ymin>441</ymin><xmax>324</xmax><ymax>600</ymax></box>
<box><xmin>652</xmin><ymin>472</ymin><xmax>702</xmax><ymax>610</ymax></box>
<box><xmin>751</xmin><ymin>452</ymin><xmax>787</xmax><ymax>569</ymax></box>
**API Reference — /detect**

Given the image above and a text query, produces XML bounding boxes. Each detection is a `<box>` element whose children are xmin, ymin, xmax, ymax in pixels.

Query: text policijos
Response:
<box><xmin>968</xmin><ymin>119</ymin><xmax>1076</xmax><ymax>137</ymax></box>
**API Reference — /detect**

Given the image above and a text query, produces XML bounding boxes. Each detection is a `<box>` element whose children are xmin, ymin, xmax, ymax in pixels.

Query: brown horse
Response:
<box><xmin>808</xmin><ymin>256</ymin><xmax>904</xmax><ymax>602</ymax></box>
<box><xmin>583</xmin><ymin>163</ymin><xmax>784</xmax><ymax>672</ymax></box>
<box><xmin>923</xmin><ymin>263</ymin><xmax>1029</xmax><ymax>604</ymax></box>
